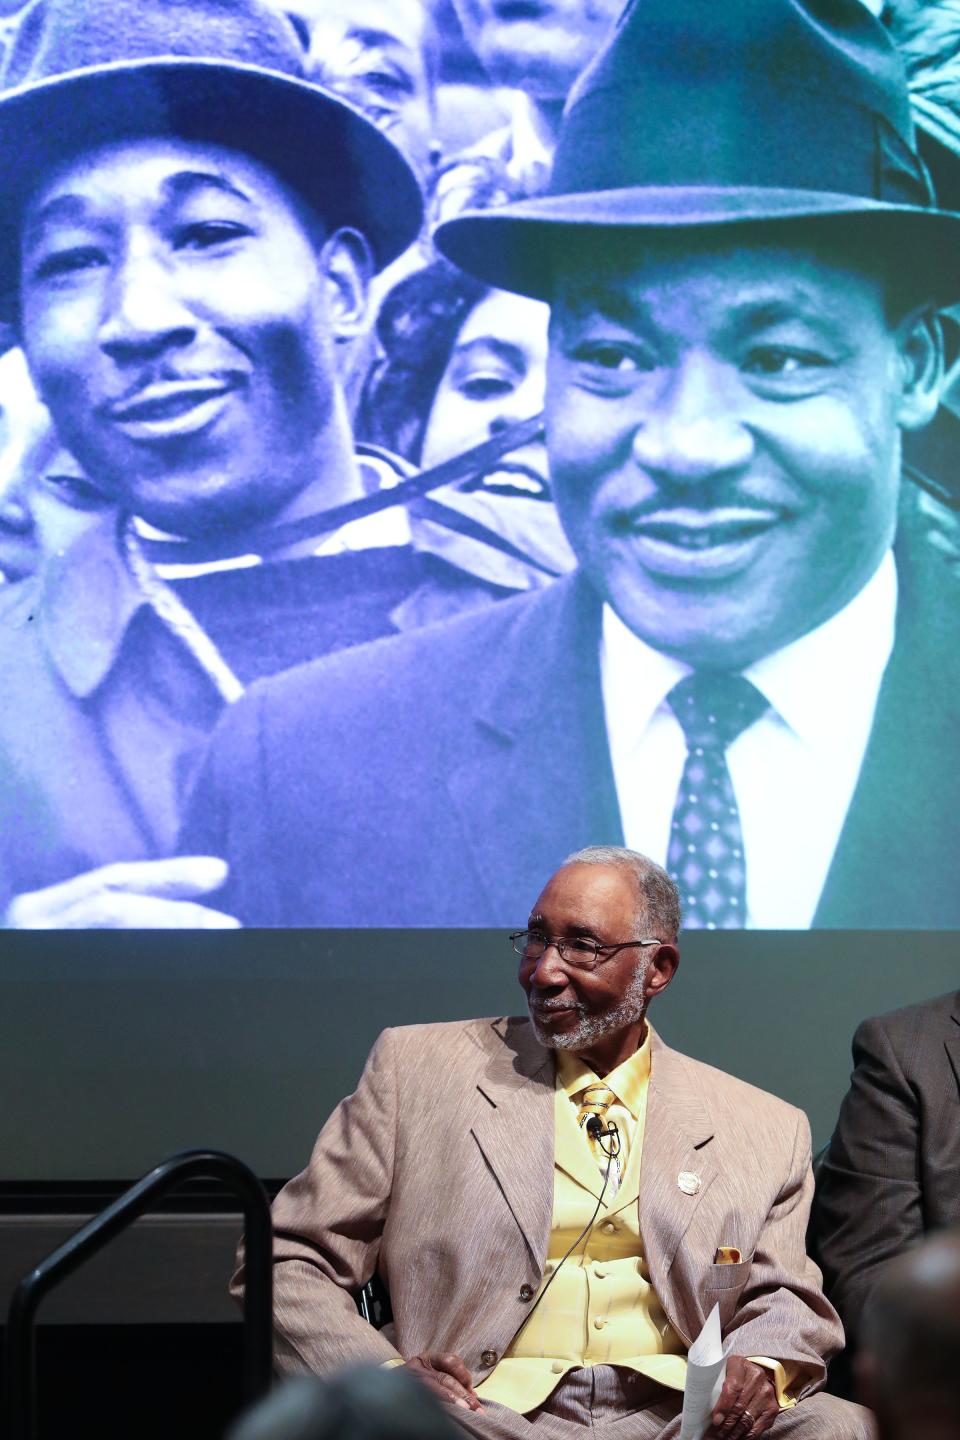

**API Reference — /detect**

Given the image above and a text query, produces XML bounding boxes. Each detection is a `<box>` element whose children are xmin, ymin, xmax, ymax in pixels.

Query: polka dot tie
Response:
<box><xmin>665</xmin><ymin>673</ymin><xmax>768</xmax><ymax>930</ymax></box>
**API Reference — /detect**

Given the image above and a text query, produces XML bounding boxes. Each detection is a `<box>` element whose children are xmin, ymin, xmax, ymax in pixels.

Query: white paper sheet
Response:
<box><xmin>678</xmin><ymin>1303</ymin><xmax>727</xmax><ymax>1440</ymax></box>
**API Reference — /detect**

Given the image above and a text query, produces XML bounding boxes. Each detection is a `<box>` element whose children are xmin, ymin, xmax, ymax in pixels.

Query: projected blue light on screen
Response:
<box><xmin>0</xmin><ymin>0</ymin><xmax>958</xmax><ymax>932</ymax></box>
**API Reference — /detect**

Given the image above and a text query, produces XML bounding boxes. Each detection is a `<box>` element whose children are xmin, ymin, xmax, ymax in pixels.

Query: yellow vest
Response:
<box><xmin>476</xmin><ymin>1029</ymin><xmax>794</xmax><ymax>1415</ymax></box>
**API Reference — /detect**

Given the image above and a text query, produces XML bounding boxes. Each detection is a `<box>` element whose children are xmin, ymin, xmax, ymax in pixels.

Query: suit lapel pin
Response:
<box><xmin>677</xmin><ymin>1171</ymin><xmax>701</xmax><ymax>1195</ymax></box>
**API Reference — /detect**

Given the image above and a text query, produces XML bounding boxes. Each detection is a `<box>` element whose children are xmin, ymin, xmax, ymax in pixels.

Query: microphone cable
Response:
<box><xmin>511</xmin><ymin>1118</ymin><xmax>622</xmax><ymax>1340</ymax></box>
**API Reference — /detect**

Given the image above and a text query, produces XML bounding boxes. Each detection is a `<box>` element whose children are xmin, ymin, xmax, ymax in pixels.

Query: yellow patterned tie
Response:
<box><xmin>576</xmin><ymin>1084</ymin><xmax>622</xmax><ymax>1191</ymax></box>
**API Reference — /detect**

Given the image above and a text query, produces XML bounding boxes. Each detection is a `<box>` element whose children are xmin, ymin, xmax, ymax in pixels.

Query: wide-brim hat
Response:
<box><xmin>436</xmin><ymin>0</ymin><xmax>960</xmax><ymax>302</ymax></box>
<box><xmin>0</xmin><ymin>0</ymin><xmax>423</xmax><ymax>319</ymax></box>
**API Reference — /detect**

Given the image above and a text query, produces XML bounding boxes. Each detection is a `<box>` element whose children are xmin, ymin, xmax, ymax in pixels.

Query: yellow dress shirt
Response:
<box><xmin>474</xmin><ymin>1028</ymin><xmax>796</xmax><ymax>1414</ymax></box>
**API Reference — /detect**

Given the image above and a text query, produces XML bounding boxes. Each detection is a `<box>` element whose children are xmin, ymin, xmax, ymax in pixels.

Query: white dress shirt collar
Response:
<box><xmin>601</xmin><ymin>552</ymin><xmax>897</xmax><ymax>928</ymax></box>
<box><xmin>602</xmin><ymin>551</ymin><xmax>896</xmax><ymax>741</ymax></box>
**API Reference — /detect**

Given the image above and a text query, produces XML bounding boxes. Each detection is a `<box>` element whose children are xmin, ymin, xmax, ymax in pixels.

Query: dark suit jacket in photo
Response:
<box><xmin>181</xmin><ymin>522</ymin><xmax>960</xmax><ymax>928</ymax></box>
<box><xmin>814</xmin><ymin>990</ymin><xmax>960</xmax><ymax>1343</ymax></box>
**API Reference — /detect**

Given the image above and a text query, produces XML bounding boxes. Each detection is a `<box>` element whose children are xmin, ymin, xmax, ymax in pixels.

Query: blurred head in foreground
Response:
<box><xmin>228</xmin><ymin>1364</ymin><xmax>463</xmax><ymax>1440</ymax></box>
<box><xmin>857</xmin><ymin>1227</ymin><xmax>960</xmax><ymax>1440</ymax></box>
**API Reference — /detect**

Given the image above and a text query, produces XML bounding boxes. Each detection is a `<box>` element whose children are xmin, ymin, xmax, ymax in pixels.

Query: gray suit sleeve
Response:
<box><xmin>815</xmin><ymin>1016</ymin><xmax>921</xmax><ymax>1342</ymax></box>
<box><xmin>231</xmin><ymin>1029</ymin><xmax>404</xmax><ymax>1376</ymax></box>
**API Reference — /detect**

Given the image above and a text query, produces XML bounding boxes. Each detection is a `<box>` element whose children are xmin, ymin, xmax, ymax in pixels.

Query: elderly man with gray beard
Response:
<box><xmin>237</xmin><ymin>847</ymin><xmax>868</xmax><ymax>1440</ymax></box>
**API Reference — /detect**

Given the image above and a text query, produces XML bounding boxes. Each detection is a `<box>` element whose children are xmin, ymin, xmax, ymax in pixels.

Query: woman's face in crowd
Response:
<box><xmin>421</xmin><ymin>288</ymin><xmax>549</xmax><ymax>472</ymax></box>
<box><xmin>416</xmin><ymin>287</ymin><xmax>575</xmax><ymax>590</ymax></box>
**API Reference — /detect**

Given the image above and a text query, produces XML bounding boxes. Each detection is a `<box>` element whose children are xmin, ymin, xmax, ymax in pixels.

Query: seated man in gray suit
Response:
<box><xmin>239</xmin><ymin>847</ymin><xmax>871</xmax><ymax>1438</ymax></box>
<box><xmin>183</xmin><ymin>0</ymin><xmax>960</xmax><ymax>932</ymax></box>
<box><xmin>815</xmin><ymin>990</ymin><xmax>960</xmax><ymax>1346</ymax></box>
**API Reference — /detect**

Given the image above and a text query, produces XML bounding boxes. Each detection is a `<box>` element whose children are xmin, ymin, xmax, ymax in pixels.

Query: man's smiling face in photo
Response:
<box><xmin>19</xmin><ymin>135</ymin><xmax>366</xmax><ymax>538</ymax></box>
<box><xmin>545</xmin><ymin>226</ymin><xmax>941</xmax><ymax>671</ymax></box>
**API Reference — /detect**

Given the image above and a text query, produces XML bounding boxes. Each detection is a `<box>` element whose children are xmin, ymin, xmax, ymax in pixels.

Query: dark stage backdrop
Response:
<box><xmin>1</xmin><ymin>930</ymin><xmax>956</xmax><ymax>1181</ymax></box>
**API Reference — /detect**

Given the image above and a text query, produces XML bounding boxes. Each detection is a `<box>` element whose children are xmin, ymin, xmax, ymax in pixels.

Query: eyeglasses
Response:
<box><xmin>509</xmin><ymin>930</ymin><xmax>663</xmax><ymax>972</ymax></box>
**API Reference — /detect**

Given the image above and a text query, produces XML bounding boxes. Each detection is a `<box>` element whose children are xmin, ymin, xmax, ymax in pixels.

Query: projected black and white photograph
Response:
<box><xmin>3</xmin><ymin>8</ymin><xmax>960</xmax><ymax>1440</ymax></box>
<box><xmin>0</xmin><ymin>0</ymin><xmax>958</xmax><ymax>930</ymax></box>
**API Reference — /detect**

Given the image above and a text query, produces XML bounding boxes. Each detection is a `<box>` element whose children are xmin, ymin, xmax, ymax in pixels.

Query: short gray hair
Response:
<box><xmin>562</xmin><ymin>845</ymin><xmax>681</xmax><ymax>942</ymax></box>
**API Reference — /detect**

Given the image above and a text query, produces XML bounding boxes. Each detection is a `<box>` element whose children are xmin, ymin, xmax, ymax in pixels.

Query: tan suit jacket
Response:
<box><xmin>250</xmin><ymin>1018</ymin><xmax>841</xmax><ymax>1393</ymax></box>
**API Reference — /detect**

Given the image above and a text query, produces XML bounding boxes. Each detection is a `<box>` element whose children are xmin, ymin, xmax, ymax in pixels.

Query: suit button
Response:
<box><xmin>480</xmin><ymin>1350</ymin><xmax>497</xmax><ymax>1367</ymax></box>
<box><xmin>552</xmin><ymin>1361</ymin><xmax>566</xmax><ymax>1375</ymax></box>
<box><xmin>601</xmin><ymin>1221</ymin><xmax>617</xmax><ymax>1234</ymax></box>
<box><xmin>519</xmin><ymin>1284</ymin><xmax>534</xmax><ymax>1301</ymax></box>
<box><xmin>593</xmin><ymin>1316</ymin><xmax>605</xmax><ymax>1330</ymax></box>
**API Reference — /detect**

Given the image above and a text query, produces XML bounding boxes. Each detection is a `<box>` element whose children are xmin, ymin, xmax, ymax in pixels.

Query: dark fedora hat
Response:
<box><xmin>0</xmin><ymin>0</ymin><xmax>423</xmax><ymax>312</ymax></box>
<box><xmin>436</xmin><ymin>0</ymin><xmax>960</xmax><ymax>300</ymax></box>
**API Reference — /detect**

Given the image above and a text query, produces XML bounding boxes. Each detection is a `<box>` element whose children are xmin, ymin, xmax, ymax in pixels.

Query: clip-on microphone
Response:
<box><xmin>585</xmin><ymin>1115</ymin><xmax>619</xmax><ymax>1145</ymax></box>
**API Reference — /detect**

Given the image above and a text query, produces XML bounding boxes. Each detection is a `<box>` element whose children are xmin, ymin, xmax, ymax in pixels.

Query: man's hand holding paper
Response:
<box><xmin>709</xmin><ymin>1356</ymin><xmax>779</xmax><ymax>1439</ymax></box>
<box><xmin>680</xmin><ymin>1306</ymin><xmax>779</xmax><ymax>1440</ymax></box>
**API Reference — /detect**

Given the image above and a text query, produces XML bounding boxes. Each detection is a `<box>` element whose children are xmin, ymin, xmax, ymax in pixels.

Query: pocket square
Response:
<box><xmin>714</xmin><ymin>1246</ymin><xmax>742</xmax><ymax>1264</ymax></box>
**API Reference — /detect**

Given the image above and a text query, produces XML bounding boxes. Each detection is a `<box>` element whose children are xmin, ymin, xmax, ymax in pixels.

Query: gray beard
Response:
<box><xmin>529</xmin><ymin>960</ymin><xmax>650</xmax><ymax>1053</ymax></box>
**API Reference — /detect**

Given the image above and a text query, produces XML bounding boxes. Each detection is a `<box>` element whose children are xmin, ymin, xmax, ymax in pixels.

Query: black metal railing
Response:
<box><xmin>1</xmin><ymin>1148</ymin><xmax>272</xmax><ymax>1440</ymax></box>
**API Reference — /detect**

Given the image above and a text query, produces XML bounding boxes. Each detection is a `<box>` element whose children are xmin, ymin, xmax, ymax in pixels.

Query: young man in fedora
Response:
<box><xmin>0</xmin><ymin>0</ymin><xmax>432</xmax><ymax>925</ymax></box>
<box><xmin>181</xmin><ymin>0</ymin><xmax>960</xmax><ymax>932</ymax></box>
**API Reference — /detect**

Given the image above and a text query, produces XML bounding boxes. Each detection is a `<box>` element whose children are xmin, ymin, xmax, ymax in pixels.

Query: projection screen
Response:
<box><xmin>0</xmin><ymin>0</ymin><xmax>957</xmax><ymax>1183</ymax></box>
